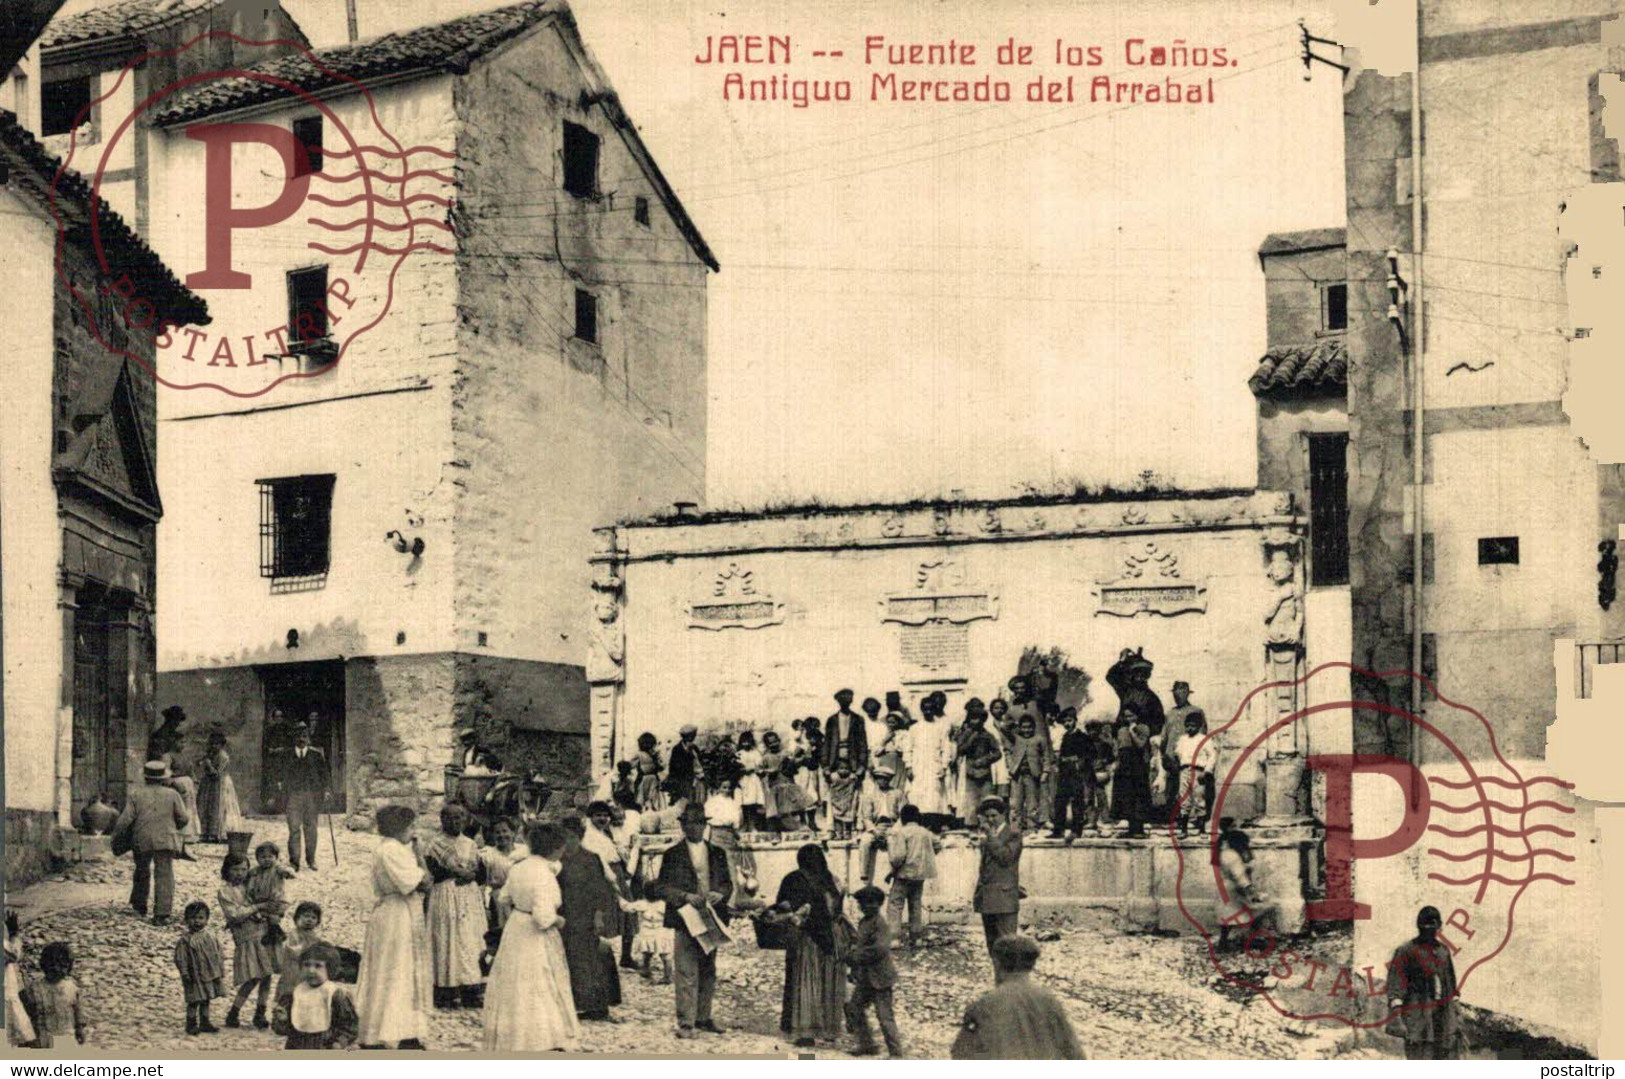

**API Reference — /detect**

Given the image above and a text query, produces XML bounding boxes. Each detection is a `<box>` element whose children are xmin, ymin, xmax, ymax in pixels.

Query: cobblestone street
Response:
<box><xmin>8</xmin><ymin>819</ymin><xmax>1380</xmax><ymax>1058</ymax></box>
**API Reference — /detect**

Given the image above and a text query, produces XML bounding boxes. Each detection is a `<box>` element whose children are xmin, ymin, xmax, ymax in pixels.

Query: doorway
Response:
<box><xmin>71</xmin><ymin>585</ymin><xmax>131</xmax><ymax>816</ymax></box>
<box><xmin>258</xmin><ymin>660</ymin><xmax>346</xmax><ymax>812</ymax></box>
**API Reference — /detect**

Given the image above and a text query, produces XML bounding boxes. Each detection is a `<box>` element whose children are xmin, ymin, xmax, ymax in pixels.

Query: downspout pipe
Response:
<box><xmin>1408</xmin><ymin>8</ymin><xmax>1427</xmax><ymax>753</ymax></box>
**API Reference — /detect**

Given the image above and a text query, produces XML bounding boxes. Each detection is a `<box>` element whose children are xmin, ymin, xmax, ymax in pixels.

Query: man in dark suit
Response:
<box><xmin>277</xmin><ymin>722</ymin><xmax>329</xmax><ymax>870</ymax></box>
<box><xmin>113</xmin><ymin>760</ymin><xmax>191</xmax><ymax>924</ymax></box>
<box><xmin>972</xmin><ymin>797</ymin><xmax>1023</xmax><ymax>961</ymax></box>
<box><xmin>821</xmin><ymin>687</ymin><xmax>869</xmax><ymax>774</ymax></box>
<box><xmin>652</xmin><ymin>802</ymin><xmax>732</xmax><ymax>1039</ymax></box>
<box><xmin>666</xmin><ymin>724</ymin><xmax>703</xmax><ymax>804</ymax></box>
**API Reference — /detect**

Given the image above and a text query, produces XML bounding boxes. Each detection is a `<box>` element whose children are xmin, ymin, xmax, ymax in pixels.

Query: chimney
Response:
<box><xmin>671</xmin><ymin>501</ymin><xmax>699</xmax><ymax>519</ymax></box>
<box><xmin>345</xmin><ymin>0</ymin><xmax>359</xmax><ymax>42</ymax></box>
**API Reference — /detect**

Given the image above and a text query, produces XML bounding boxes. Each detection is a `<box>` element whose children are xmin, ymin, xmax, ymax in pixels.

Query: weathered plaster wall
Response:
<box><xmin>611</xmin><ymin>493</ymin><xmax>1317</xmax><ymax>824</ymax></box>
<box><xmin>154</xmin><ymin>386</ymin><xmax>455</xmax><ymax>671</ymax></box>
<box><xmin>1263</xmin><ymin>244</ymin><xmax>1346</xmax><ymax>348</ymax></box>
<box><xmin>449</xmin><ymin>21</ymin><xmax>707</xmax><ymax>677</ymax></box>
<box><xmin>1256</xmin><ymin>397</ymin><xmax>1348</xmax><ymax>506</ymax></box>
<box><xmin>1</xmin><ymin>188</ymin><xmax>62</xmax><ymax>820</ymax></box>
<box><xmin>1344</xmin><ymin>6</ymin><xmax>1619</xmax><ymax>1051</ymax></box>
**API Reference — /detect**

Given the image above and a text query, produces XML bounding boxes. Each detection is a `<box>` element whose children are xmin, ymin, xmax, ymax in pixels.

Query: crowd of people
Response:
<box><xmin>608</xmin><ymin>650</ymin><xmax>1220</xmax><ymax>842</ymax></box>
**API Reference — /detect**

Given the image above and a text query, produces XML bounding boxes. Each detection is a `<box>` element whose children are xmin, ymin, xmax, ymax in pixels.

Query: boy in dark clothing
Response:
<box><xmin>845</xmin><ymin>885</ymin><xmax>904</xmax><ymax>1058</ymax></box>
<box><xmin>1081</xmin><ymin>721</ymin><xmax>1117</xmax><ymax>833</ymax></box>
<box><xmin>1049</xmin><ymin>709</ymin><xmax>1091</xmax><ymax>840</ymax></box>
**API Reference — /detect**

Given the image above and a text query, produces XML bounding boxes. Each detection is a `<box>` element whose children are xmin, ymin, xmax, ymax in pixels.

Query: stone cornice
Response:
<box><xmin>601</xmin><ymin>491</ymin><xmax>1302</xmax><ymax>565</ymax></box>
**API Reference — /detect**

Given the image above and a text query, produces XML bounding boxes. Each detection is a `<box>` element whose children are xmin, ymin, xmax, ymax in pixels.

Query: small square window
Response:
<box><xmin>292</xmin><ymin>115</ymin><xmax>323</xmax><ymax>176</ymax></box>
<box><xmin>574</xmin><ymin>288</ymin><xmax>598</xmax><ymax>343</ymax></box>
<box><xmin>634</xmin><ymin>196</ymin><xmax>651</xmax><ymax>227</ymax></box>
<box><xmin>1478</xmin><ymin>536</ymin><xmax>1520</xmax><ymax>565</ymax></box>
<box><xmin>41</xmin><ymin>76</ymin><xmax>91</xmax><ymax>137</ymax></box>
<box><xmin>287</xmin><ymin>266</ymin><xmax>329</xmax><ymax>348</ymax></box>
<box><xmin>563</xmin><ymin>121</ymin><xmax>600</xmax><ymax>199</ymax></box>
<box><xmin>1323</xmin><ymin>282</ymin><xmax>1348</xmax><ymax>332</ymax></box>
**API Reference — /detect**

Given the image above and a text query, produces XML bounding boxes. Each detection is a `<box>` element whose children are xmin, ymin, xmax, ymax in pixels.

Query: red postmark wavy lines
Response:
<box><xmin>304</xmin><ymin>145</ymin><xmax>455</xmax><ymax>259</ymax></box>
<box><xmin>1169</xmin><ymin>661</ymin><xmax>1578</xmax><ymax>1029</ymax></box>
<box><xmin>1425</xmin><ymin>768</ymin><xmax>1577</xmax><ymax>889</ymax></box>
<box><xmin>49</xmin><ymin>29</ymin><xmax>448</xmax><ymax>397</ymax></box>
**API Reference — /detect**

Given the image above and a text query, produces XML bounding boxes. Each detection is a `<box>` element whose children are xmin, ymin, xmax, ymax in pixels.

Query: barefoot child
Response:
<box><xmin>219</xmin><ymin>853</ymin><xmax>277</xmax><ymax>1029</ymax></box>
<box><xmin>274</xmin><ymin>942</ymin><xmax>358</xmax><ymax>1050</ymax></box>
<box><xmin>422</xmin><ymin>804</ymin><xmax>486</xmax><ymax>1008</ymax></box>
<box><xmin>22</xmin><ymin>942</ymin><xmax>87</xmax><ymax>1048</ymax></box>
<box><xmin>175</xmin><ymin>901</ymin><xmax>225</xmax><ymax>1036</ymax></box>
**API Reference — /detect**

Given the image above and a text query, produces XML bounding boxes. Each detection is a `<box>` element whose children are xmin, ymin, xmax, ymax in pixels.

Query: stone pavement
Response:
<box><xmin>7</xmin><ymin>818</ymin><xmax>1382</xmax><ymax>1058</ymax></box>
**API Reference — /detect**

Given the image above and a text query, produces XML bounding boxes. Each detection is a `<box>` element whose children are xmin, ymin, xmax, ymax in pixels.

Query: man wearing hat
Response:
<box><xmin>1106</xmin><ymin>648</ymin><xmax>1167</xmax><ymax>739</ymax></box>
<box><xmin>972</xmin><ymin>797</ymin><xmax>1023</xmax><ymax>961</ymax></box>
<box><xmin>651</xmin><ymin>802</ymin><xmax>732</xmax><ymax>1039</ymax></box>
<box><xmin>821</xmin><ymin>688</ymin><xmax>869</xmax><ymax>776</ymax></box>
<box><xmin>276</xmin><ymin>722</ymin><xmax>329</xmax><ymax>871</ymax></box>
<box><xmin>111</xmin><ymin>761</ymin><xmax>191</xmax><ymax>924</ymax></box>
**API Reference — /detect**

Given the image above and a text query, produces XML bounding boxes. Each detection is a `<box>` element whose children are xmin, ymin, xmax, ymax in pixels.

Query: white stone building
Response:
<box><xmin>139</xmin><ymin>0</ymin><xmax>715</xmax><ymax>818</ymax></box>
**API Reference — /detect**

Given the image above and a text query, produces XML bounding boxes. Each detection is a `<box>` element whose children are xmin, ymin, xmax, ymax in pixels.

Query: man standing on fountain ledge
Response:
<box><xmin>276</xmin><ymin>723</ymin><xmax>329</xmax><ymax>872</ymax></box>
<box><xmin>971</xmin><ymin>797</ymin><xmax>1023</xmax><ymax>961</ymax></box>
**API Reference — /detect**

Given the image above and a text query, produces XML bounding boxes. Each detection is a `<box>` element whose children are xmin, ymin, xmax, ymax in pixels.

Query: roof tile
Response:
<box><xmin>148</xmin><ymin>1</ymin><xmax>558</xmax><ymax>125</ymax></box>
<box><xmin>1248</xmin><ymin>336</ymin><xmax>1347</xmax><ymax>397</ymax></box>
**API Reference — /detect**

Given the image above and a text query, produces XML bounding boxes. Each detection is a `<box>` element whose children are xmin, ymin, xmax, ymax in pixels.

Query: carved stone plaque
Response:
<box><xmin>899</xmin><ymin>621</ymin><xmax>970</xmax><ymax>682</ymax></box>
<box><xmin>1092</xmin><ymin>541</ymin><xmax>1208</xmax><ymax>617</ymax></box>
<box><xmin>688</xmin><ymin>562</ymin><xmax>786</xmax><ymax>630</ymax></box>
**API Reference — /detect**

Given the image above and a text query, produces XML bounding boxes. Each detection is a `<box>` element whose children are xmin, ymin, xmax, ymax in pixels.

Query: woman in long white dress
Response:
<box><xmin>482</xmin><ymin>823</ymin><xmax>580</xmax><ymax>1053</ymax></box>
<box><xmin>355</xmin><ymin>806</ymin><xmax>433</xmax><ymax>1048</ymax></box>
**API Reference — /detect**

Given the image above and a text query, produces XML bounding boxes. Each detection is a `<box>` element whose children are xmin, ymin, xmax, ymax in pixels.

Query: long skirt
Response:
<box><xmin>174</xmin><ymin>777</ymin><xmax>201</xmax><ymax>842</ymax></box>
<box><xmin>427</xmin><ymin>880</ymin><xmax>486</xmax><ymax>988</ymax></box>
<box><xmin>780</xmin><ymin>940</ymin><xmax>844</xmax><ymax>1042</ymax></box>
<box><xmin>356</xmin><ymin>894</ymin><xmax>431</xmax><ymax>1045</ymax></box>
<box><xmin>1110</xmin><ymin>760</ymin><xmax>1152</xmax><ymax>826</ymax></box>
<box><xmin>560</xmin><ymin>920</ymin><xmax>620</xmax><ymax>1015</ymax></box>
<box><xmin>482</xmin><ymin>918</ymin><xmax>580</xmax><ymax>1051</ymax></box>
<box><xmin>230</xmin><ymin>923</ymin><xmax>278</xmax><ymax>985</ymax></box>
<box><xmin>197</xmin><ymin>776</ymin><xmax>221</xmax><ymax>841</ymax></box>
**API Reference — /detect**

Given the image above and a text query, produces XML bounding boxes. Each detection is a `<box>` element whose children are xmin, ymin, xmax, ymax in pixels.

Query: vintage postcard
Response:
<box><xmin>1</xmin><ymin>0</ymin><xmax>1620</xmax><ymax>1062</ymax></box>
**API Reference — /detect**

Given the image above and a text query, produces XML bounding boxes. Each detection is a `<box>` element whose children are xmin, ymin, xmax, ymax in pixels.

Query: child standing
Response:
<box><xmin>421</xmin><ymin>804</ymin><xmax>485</xmax><ymax>1009</ymax></box>
<box><xmin>634</xmin><ymin>732</ymin><xmax>664</xmax><ymax>811</ymax></box>
<box><xmin>825</xmin><ymin>765</ymin><xmax>860</xmax><ymax>839</ymax></box>
<box><xmin>736</xmin><ymin>732</ymin><xmax>766</xmax><ymax>832</ymax></box>
<box><xmin>275</xmin><ymin>901</ymin><xmax>326</xmax><ymax>1003</ymax></box>
<box><xmin>4</xmin><ymin>913</ymin><xmax>33</xmax><ymax>1047</ymax></box>
<box><xmin>174</xmin><ymin>901</ymin><xmax>225</xmax><ymax>1036</ymax></box>
<box><xmin>273</xmin><ymin>942</ymin><xmax>358</xmax><ymax>1050</ymax></box>
<box><xmin>22</xmin><ymin>942</ymin><xmax>87</xmax><ymax>1047</ymax></box>
<box><xmin>628</xmin><ymin>895</ymin><xmax>672</xmax><ymax>984</ymax></box>
<box><xmin>844</xmin><ymin>886</ymin><xmax>904</xmax><ymax>1058</ymax></box>
<box><xmin>219</xmin><ymin>852</ymin><xmax>278</xmax><ymax>1029</ymax></box>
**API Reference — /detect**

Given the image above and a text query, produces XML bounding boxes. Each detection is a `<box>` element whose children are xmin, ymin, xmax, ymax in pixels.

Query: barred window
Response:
<box><xmin>258</xmin><ymin>475</ymin><xmax>335</xmax><ymax>580</ymax></box>
<box><xmin>1308</xmin><ymin>433</ymin><xmax>1349</xmax><ymax>586</ymax></box>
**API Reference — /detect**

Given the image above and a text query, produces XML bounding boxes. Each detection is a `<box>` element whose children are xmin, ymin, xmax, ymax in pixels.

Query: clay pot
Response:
<box><xmin>80</xmin><ymin>795</ymin><xmax>119</xmax><ymax>835</ymax></box>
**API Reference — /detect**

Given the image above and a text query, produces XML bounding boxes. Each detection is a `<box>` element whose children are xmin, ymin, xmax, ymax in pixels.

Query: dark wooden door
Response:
<box><xmin>71</xmin><ymin>593</ymin><xmax>113</xmax><ymax>813</ymax></box>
